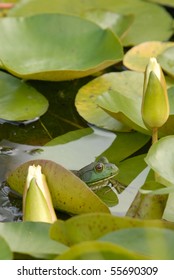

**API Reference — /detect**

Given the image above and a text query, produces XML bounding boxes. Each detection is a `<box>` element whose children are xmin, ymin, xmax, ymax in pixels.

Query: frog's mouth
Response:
<box><xmin>87</xmin><ymin>173</ymin><xmax>116</xmax><ymax>189</ymax></box>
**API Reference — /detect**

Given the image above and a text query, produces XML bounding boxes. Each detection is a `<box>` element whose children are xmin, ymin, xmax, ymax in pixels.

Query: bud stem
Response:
<box><xmin>152</xmin><ymin>127</ymin><xmax>159</xmax><ymax>181</ymax></box>
<box><xmin>152</xmin><ymin>127</ymin><xmax>158</xmax><ymax>145</ymax></box>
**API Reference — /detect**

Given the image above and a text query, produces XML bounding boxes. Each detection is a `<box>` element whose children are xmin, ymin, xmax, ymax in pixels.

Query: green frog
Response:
<box><xmin>72</xmin><ymin>157</ymin><xmax>123</xmax><ymax>191</ymax></box>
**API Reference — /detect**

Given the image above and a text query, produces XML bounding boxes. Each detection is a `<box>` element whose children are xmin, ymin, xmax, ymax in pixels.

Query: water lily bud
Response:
<box><xmin>141</xmin><ymin>57</ymin><xmax>169</xmax><ymax>129</ymax></box>
<box><xmin>23</xmin><ymin>165</ymin><xmax>57</xmax><ymax>223</ymax></box>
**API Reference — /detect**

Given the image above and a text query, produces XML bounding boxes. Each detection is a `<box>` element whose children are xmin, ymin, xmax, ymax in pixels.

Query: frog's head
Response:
<box><xmin>78</xmin><ymin>157</ymin><xmax>119</xmax><ymax>186</ymax></box>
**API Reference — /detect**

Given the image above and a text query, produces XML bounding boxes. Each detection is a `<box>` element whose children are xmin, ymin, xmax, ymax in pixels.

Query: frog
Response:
<box><xmin>72</xmin><ymin>157</ymin><xmax>123</xmax><ymax>191</ymax></box>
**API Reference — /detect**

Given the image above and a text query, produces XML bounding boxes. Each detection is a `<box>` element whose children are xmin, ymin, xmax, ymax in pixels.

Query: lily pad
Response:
<box><xmin>94</xmin><ymin>71</ymin><xmax>148</xmax><ymax>133</ymax></box>
<box><xmin>100</xmin><ymin>227</ymin><xmax>174</xmax><ymax>259</ymax></box>
<box><xmin>55</xmin><ymin>240</ymin><xmax>146</xmax><ymax>260</ymax></box>
<box><xmin>7</xmin><ymin>159</ymin><xmax>110</xmax><ymax>215</ymax></box>
<box><xmin>0</xmin><ymin>221</ymin><xmax>67</xmax><ymax>258</ymax></box>
<box><xmin>82</xmin><ymin>9</ymin><xmax>134</xmax><ymax>40</ymax></box>
<box><xmin>123</xmin><ymin>41</ymin><xmax>174</xmax><ymax>72</ymax></box>
<box><xmin>75</xmin><ymin>72</ymin><xmax>140</xmax><ymax>132</ymax></box>
<box><xmin>0</xmin><ymin>14</ymin><xmax>123</xmax><ymax>81</ymax></box>
<box><xmin>0</xmin><ymin>236</ymin><xmax>13</xmax><ymax>260</ymax></box>
<box><xmin>50</xmin><ymin>213</ymin><xmax>174</xmax><ymax>246</ymax></box>
<box><xmin>147</xmin><ymin>0</ymin><xmax>174</xmax><ymax>7</ymax></box>
<box><xmin>0</xmin><ymin>71</ymin><xmax>48</xmax><ymax>121</ymax></box>
<box><xmin>101</xmin><ymin>132</ymin><xmax>150</xmax><ymax>163</ymax></box>
<box><xmin>145</xmin><ymin>136</ymin><xmax>174</xmax><ymax>185</ymax></box>
<box><xmin>8</xmin><ymin>0</ymin><xmax>173</xmax><ymax>46</ymax></box>
<box><xmin>83</xmin><ymin>71</ymin><xmax>174</xmax><ymax>136</ymax></box>
<box><xmin>158</xmin><ymin>46</ymin><xmax>174</xmax><ymax>78</ymax></box>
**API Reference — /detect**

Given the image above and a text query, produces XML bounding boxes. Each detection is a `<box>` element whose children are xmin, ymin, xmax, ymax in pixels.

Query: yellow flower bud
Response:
<box><xmin>141</xmin><ymin>57</ymin><xmax>169</xmax><ymax>129</ymax></box>
<box><xmin>23</xmin><ymin>165</ymin><xmax>57</xmax><ymax>223</ymax></box>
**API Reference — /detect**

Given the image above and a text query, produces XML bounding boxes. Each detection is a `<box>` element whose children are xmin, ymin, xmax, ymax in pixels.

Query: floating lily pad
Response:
<box><xmin>7</xmin><ymin>159</ymin><xmax>110</xmax><ymax>215</ymax></box>
<box><xmin>75</xmin><ymin>72</ymin><xmax>134</xmax><ymax>132</ymax></box>
<box><xmin>0</xmin><ymin>221</ymin><xmax>67</xmax><ymax>258</ymax></box>
<box><xmin>55</xmin><ymin>240</ymin><xmax>146</xmax><ymax>260</ymax></box>
<box><xmin>145</xmin><ymin>135</ymin><xmax>174</xmax><ymax>185</ymax></box>
<box><xmin>50</xmin><ymin>212</ymin><xmax>174</xmax><ymax>246</ymax></box>
<box><xmin>0</xmin><ymin>14</ymin><xmax>123</xmax><ymax>81</ymax></box>
<box><xmin>123</xmin><ymin>41</ymin><xmax>174</xmax><ymax>72</ymax></box>
<box><xmin>0</xmin><ymin>236</ymin><xmax>12</xmax><ymax>260</ymax></box>
<box><xmin>100</xmin><ymin>227</ymin><xmax>174</xmax><ymax>259</ymax></box>
<box><xmin>80</xmin><ymin>71</ymin><xmax>174</xmax><ymax>136</ymax></box>
<box><xmin>147</xmin><ymin>0</ymin><xmax>174</xmax><ymax>7</ymax></box>
<box><xmin>77</xmin><ymin>70</ymin><xmax>174</xmax><ymax>135</ymax></box>
<box><xmin>82</xmin><ymin>9</ymin><xmax>134</xmax><ymax>40</ymax></box>
<box><xmin>158</xmin><ymin>46</ymin><xmax>174</xmax><ymax>78</ymax></box>
<box><xmin>0</xmin><ymin>71</ymin><xmax>48</xmax><ymax>121</ymax></box>
<box><xmin>8</xmin><ymin>0</ymin><xmax>173</xmax><ymax>46</ymax></box>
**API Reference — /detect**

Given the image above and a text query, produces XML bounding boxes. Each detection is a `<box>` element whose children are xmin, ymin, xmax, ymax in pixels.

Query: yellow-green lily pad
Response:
<box><xmin>50</xmin><ymin>212</ymin><xmax>174</xmax><ymax>246</ymax></box>
<box><xmin>0</xmin><ymin>13</ymin><xmax>123</xmax><ymax>81</ymax></box>
<box><xmin>123</xmin><ymin>41</ymin><xmax>174</xmax><ymax>72</ymax></box>
<box><xmin>0</xmin><ymin>236</ymin><xmax>12</xmax><ymax>260</ymax></box>
<box><xmin>82</xmin><ymin>71</ymin><xmax>174</xmax><ymax>136</ymax></box>
<box><xmin>55</xmin><ymin>240</ymin><xmax>146</xmax><ymax>260</ymax></box>
<box><xmin>7</xmin><ymin>159</ymin><xmax>110</xmax><ymax>215</ymax></box>
<box><xmin>75</xmin><ymin>73</ymin><xmax>133</xmax><ymax>132</ymax></box>
<box><xmin>0</xmin><ymin>71</ymin><xmax>48</xmax><ymax>121</ymax></box>
<box><xmin>75</xmin><ymin>71</ymin><xmax>147</xmax><ymax>133</ymax></box>
<box><xmin>147</xmin><ymin>0</ymin><xmax>174</xmax><ymax>7</ymax></box>
<box><xmin>8</xmin><ymin>0</ymin><xmax>173</xmax><ymax>46</ymax></box>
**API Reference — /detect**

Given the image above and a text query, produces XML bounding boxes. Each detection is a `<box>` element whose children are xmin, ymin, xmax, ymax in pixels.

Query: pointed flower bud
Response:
<box><xmin>141</xmin><ymin>57</ymin><xmax>169</xmax><ymax>129</ymax></box>
<box><xmin>23</xmin><ymin>165</ymin><xmax>57</xmax><ymax>223</ymax></box>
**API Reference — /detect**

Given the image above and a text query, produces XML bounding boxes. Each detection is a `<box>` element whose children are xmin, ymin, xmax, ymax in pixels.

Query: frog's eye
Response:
<box><xmin>95</xmin><ymin>162</ymin><xmax>104</xmax><ymax>173</ymax></box>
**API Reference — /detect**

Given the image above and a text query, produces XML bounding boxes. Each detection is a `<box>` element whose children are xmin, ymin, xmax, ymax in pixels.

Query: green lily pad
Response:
<box><xmin>0</xmin><ymin>221</ymin><xmax>67</xmax><ymax>258</ymax></box>
<box><xmin>75</xmin><ymin>75</ymin><xmax>130</xmax><ymax>132</ymax></box>
<box><xmin>75</xmin><ymin>72</ymin><xmax>141</xmax><ymax>132</ymax></box>
<box><xmin>123</xmin><ymin>41</ymin><xmax>174</xmax><ymax>72</ymax></box>
<box><xmin>100</xmin><ymin>227</ymin><xmax>174</xmax><ymax>259</ymax></box>
<box><xmin>116</xmin><ymin>154</ymin><xmax>148</xmax><ymax>186</ymax></box>
<box><xmin>0</xmin><ymin>71</ymin><xmax>48</xmax><ymax>121</ymax></box>
<box><xmin>82</xmin><ymin>9</ymin><xmax>134</xmax><ymax>40</ymax></box>
<box><xmin>94</xmin><ymin>186</ymin><xmax>119</xmax><ymax>207</ymax></box>
<box><xmin>55</xmin><ymin>240</ymin><xmax>146</xmax><ymax>260</ymax></box>
<box><xmin>0</xmin><ymin>14</ymin><xmax>123</xmax><ymax>81</ymax></box>
<box><xmin>50</xmin><ymin>212</ymin><xmax>174</xmax><ymax>246</ymax></box>
<box><xmin>7</xmin><ymin>159</ymin><xmax>110</xmax><ymax>215</ymax></box>
<box><xmin>81</xmin><ymin>71</ymin><xmax>174</xmax><ymax>136</ymax></box>
<box><xmin>145</xmin><ymin>136</ymin><xmax>174</xmax><ymax>185</ymax></box>
<box><xmin>94</xmin><ymin>71</ymin><xmax>148</xmax><ymax>133</ymax></box>
<box><xmin>8</xmin><ymin>0</ymin><xmax>173</xmax><ymax>46</ymax></box>
<box><xmin>158</xmin><ymin>46</ymin><xmax>174</xmax><ymax>78</ymax></box>
<box><xmin>0</xmin><ymin>236</ymin><xmax>13</xmax><ymax>260</ymax></box>
<box><xmin>101</xmin><ymin>132</ymin><xmax>150</xmax><ymax>164</ymax></box>
<box><xmin>147</xmin><ymin>0</ymin><xmax>174</xmax><ymax>7</ymax></box>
